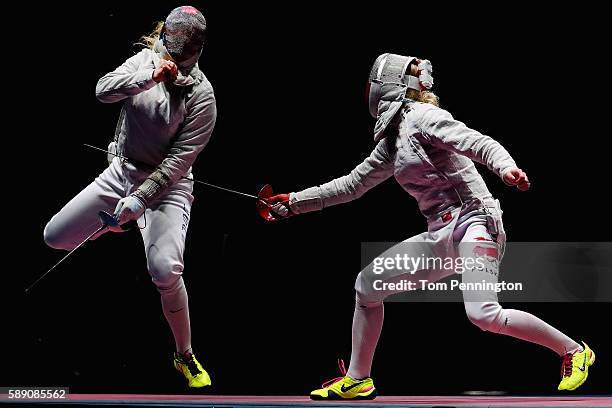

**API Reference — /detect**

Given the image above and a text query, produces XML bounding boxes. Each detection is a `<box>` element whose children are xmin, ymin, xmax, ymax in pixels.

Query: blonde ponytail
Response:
<box><xmin>135</xmin><ymin>21</ymin><xmax>164</xmax><ymax>50</ymax></box>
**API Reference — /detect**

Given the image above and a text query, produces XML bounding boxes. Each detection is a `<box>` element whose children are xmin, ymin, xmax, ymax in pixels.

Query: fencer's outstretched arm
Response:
<box><xmin>288</xmin><ymin>139</ymin><xmax>395</xmax><ymax>214</ymax></box>
<box><xmin>418</xmin><ymin>107</ymin><xmax>517</xmax><ymax>180</ymax></box>
<box><xmin>95</xmin><ymin>50</ymin><xmax>158</xmax><ymax>103</ymax></box>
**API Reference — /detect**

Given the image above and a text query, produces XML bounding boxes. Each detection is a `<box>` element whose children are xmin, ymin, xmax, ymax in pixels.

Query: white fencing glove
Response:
<box><xmin>114</xmin><ymin>195</ymin><xmax>146</xmax><ymax>225</ymax></box>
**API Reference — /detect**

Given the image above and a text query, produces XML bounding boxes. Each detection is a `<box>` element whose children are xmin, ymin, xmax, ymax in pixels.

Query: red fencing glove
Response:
<box><xmin>265</xmin><ymin>193</ymin><xmax>294</xmax><ymax>221</ymax></box>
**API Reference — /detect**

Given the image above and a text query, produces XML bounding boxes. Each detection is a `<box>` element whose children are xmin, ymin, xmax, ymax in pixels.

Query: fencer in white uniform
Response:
<box><xmin>265</xmin><ymin>54</ymin><xmax>594</xmax><ymax>397</ymax></box>
<box><xmin>43</xmin><ymin>6</ymin><xmax>216</xmax><ymax>388</ymax></box>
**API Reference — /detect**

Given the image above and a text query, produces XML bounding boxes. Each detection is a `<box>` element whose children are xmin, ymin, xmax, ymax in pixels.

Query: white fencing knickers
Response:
<box><xmin>347</xmin><ymin>199</ymin><xmax>581</xmax><ymax>380</ymax></box>
<box><xmin>43</xmin><ymin>157</ymin><xmax>195</xmax><ymax>354</ymax></box>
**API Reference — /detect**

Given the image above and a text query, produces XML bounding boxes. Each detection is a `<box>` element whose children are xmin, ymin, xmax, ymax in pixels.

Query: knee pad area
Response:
<box><xmin>155</xmin><ymin>274</ymin><xmax>185</xmax><ymax>295</ymax></box>
<box><xmin>355</xmin><ymin>273</ymin><xmax>379</xmax><ymax>306</ymax></box>
<box><xmin>43</xmin><ymin>222</ymin><xmax>78</xmax><ymax>251</ymax></box>
<box><xmin>146</xmin><ymin>244</ymin><xmax>184</xmax><ymax>290</ymax></box>
<box><xmin>355</xmin><ymin>292</ymin><xmax>383</xmax><ymax>310</ymax></box>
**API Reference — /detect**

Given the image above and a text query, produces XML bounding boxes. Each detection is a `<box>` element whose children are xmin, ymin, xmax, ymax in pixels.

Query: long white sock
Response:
<box><xmin>159</xmin><ymin>276</ymin><xmax>192</xmax><ymax>354</ymax></box>
<box><xmin>498</xmin><ymin>308</ymin><xmax>582</xmax><ymax>356</ymax></box>
<box><xmin>347</xmin><ymin>300</ymin><xmax>384</xmax><ymax>380</ymax></box>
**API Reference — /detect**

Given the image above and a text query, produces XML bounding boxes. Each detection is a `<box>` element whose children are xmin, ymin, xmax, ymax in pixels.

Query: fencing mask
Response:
<box><xmin>367</xmin><ymin>53</ymin><xmax>433</xmax><ymax>141</ymax></box>
<box><xmin>161</xmin><ymin>6</ymin><xmax>207</xmax><ymax>69</ymax></box>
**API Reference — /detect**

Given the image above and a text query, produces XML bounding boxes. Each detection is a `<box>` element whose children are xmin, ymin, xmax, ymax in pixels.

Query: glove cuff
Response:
<box><xmin>128</xmin><ymin>193</ymin><xmax>147</xmax><ymax>209</ymax></box>
<box><xmin>133</xmin><ymin>169</ymin><xmax>170</xmax><ymax>205</ymax></box>
<box><xmin>499</xmin><ymin>166</ymin><xmax>516</xmax><ymax>186</ymax></box>
<box><xmin>289</xmin><ymin>187</ymin><xmax>324</xmax><ymax>214</ymax></box>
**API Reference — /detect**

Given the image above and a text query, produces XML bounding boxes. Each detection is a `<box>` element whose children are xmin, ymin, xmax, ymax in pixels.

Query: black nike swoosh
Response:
<box><xmin>340</xmin><ymin>381</ymin><xmax>365</xmax><ymax>392</ymax></box>
<box><xmin>578</xmin><ymin>354</ymin><xmax>587</xmax><ymax>372</ymax></box>
<box><xmin>169</xmin><ymin>308</ymin><xmax>184</xmax><ymax>313</ymax></box>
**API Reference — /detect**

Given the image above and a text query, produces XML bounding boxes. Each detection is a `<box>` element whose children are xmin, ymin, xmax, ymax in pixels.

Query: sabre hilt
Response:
<box><xmin>256</xmin><ymin>184</ymin><xmax>290</xmax><ymax>222</ymax></box>
<box><xmin>98</xmin><ymin>211</ymin><xmax>137</xmax><ymax>231</ymax></box>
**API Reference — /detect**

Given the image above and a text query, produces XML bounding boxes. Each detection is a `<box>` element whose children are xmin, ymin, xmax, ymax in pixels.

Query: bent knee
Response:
<box><xmin>43</xmin><ymin>220</ymin><xmax>76</xmax><ymax>250</ymax></box>
<box><xmin>146</xmin><ymin>245</ymin><xmax>184</xmax><ymax>288</ymax></box>
<box><xmin>354</xmin><ymin>271</ymin><xmax>385</xmax><ymax>306</ymax></box>
<box><xmin>154</xmin><ymin>274</ymin><xmax>185</xmax><ymax>296</ymax></box>
<box><xmin>465</xmin><ymin>302</ymin><xmax>504</xmax><ymax>332</ymax></box>
<box><xmin>149</xmin><ymin>258</ymin><xmax>184</xmax><ymax>288</ymax></box>
<box><xmin>355</xmin><ymin>292</ymin><xmax>383</xmax><ymax>309</ymax></box>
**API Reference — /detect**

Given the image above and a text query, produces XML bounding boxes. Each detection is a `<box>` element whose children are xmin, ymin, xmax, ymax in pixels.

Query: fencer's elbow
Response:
<box><xmin>344</xmin><ymin>179</ymin><xmax>367</xmax><ymax>200</ymax></box>
<box><xmin>95</xmin><ymin>90</ymin><xmax>114</xmax><ymax>103</ymax></box>
<box><xmin>95</xmin><ymin>81</ymin><xmax>114</xmax><ymax>103</ymax></box>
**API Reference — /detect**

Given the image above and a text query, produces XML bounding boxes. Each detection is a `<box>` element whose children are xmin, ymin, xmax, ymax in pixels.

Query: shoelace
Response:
<box><xmin>177</xmin><ymin>353</ymin><xmax>203</xmax><ymax>377</ymax></box>
<box><xmin>186</xmin><ymin>358</ymin><xmax>202</xmax><ymax>377</ymax></box>
<box><xmin>321</xmin><ymin>359</ymin><xmax>347</xmax><ymax>388</ymax></box>
<box><xmin>561</xmin><ymin>353</ymin><xmax>574</xmax><ymax>378</ymax></box>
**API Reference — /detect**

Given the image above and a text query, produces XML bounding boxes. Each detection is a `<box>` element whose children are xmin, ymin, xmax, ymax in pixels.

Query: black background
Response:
<box><xmin>4</xmin><ymin>0</ymin><xmax>611</xmax><ymax>396</ymax></box>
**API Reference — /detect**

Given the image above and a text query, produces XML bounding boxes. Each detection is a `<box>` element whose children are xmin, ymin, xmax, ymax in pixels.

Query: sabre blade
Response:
<box><xmin>83</xmin><ymin>143</ymin><xmax>260</xmax><ymax>201</ymax></box>
<box><xmin>83</xmin><ymin>143</ymin><xmax>142</xmax><ymax>166</ymax></box>
<box><xmin>189</xmin><ymin>179</ymin><xmax>259</xmax><ymax>199</ymax></box>
<box><xmin>25</xmin><ymin>224</ymin><xmax>106</xmax><ymax>293</ymax></box>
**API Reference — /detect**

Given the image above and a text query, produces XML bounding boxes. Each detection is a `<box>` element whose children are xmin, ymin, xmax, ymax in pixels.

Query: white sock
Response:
<box><xmin>498</xmin><ymin>309</ymin><xmax>582</xmax><ymax>356</ymax></box>
<box><xmin>347</xmin><ymin>300</ymin><xmax>384</xmax><ymax>380</ymax></box>
<box><xmin>159</xmin><ymin>277</ymin><xmax>192</xmax><ymax>354</ymax></box>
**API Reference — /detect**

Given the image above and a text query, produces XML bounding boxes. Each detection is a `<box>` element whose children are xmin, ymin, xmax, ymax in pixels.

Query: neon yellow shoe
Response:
<box><xmin>558</xmin><ymin>342</ymin><xmax>595</xmax><ymax>391</ymax></box>
<box><xmin>310</xmin><ymin>360</ymin><xmax>376</xmax><ymax>400</ymax></box>
<box><xmin>173</xmin><ymin>351</ymin><xmax>211</xmax><ymax>388</ymax></box>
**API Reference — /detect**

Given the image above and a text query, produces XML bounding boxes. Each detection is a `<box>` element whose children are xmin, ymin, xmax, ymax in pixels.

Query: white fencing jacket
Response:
<box><xmin>290</xmin><ymin>101</ymin><xmax>516</xmax><ymax>222</ymax></box>
<box><xmin>95</xmin><ymin>48</ymin><xmax>216</xmax><ymax>191</ymax></box>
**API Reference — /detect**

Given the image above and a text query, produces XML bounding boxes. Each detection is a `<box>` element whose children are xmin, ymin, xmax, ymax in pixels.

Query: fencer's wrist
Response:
<box><xmin>500</xmin><ymin>167</ymin><xmax>515</xmax><ymax>186</ymax></box>
<box><xmin>129</xmin><ymin>192</ymin><xmax>147</xmax><ymax>209</ymax></box>
<box><xmin>284</xmin><ymin>193</ymin><xmax>295</xmax><ymax>217</ymax></box>
<box><xmin>287</xmin><ymin>192</ymin><xmax>299</xmax><ymax>214</ymax></box>
<box><xmin>288</xmin><ymin>188</ymin><xmax>324</xmax><ymax>214</ymax></box>
<box><xmin>134</xmin><ymin>171</ymin><xmax>170</xmax><ymax>204</ymax></box>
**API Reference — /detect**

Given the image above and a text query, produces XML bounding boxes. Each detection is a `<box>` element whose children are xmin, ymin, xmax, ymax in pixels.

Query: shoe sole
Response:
<box><xmin>310</xmin><ymin>389</ymin><xmax>377</xmax><ymax>401</ymax></box>
<box><xmin>188</xmin><ymin>382</ymin><xmax>211</xmax><ymax>388</ymax></box>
